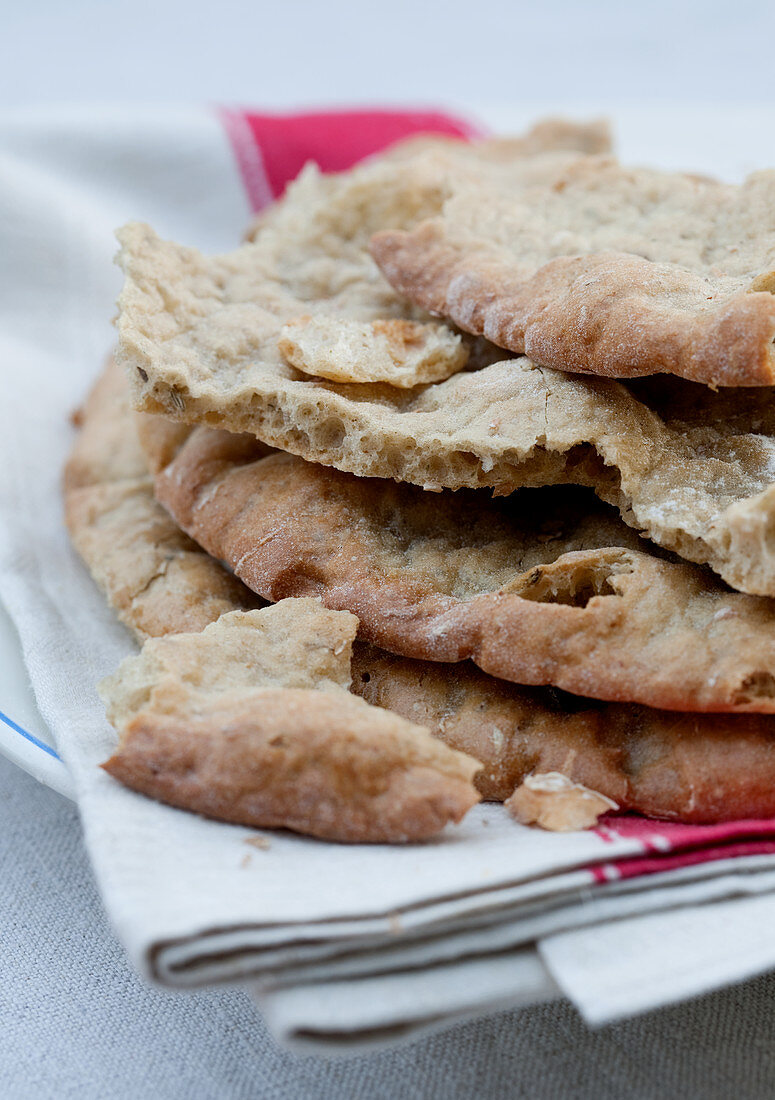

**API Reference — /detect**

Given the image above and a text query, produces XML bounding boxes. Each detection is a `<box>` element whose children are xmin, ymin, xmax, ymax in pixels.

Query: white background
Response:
<box><xmin>3</xmin><ymin>0</ymin><xmax>774</xmax><ymax>113</ymax></box>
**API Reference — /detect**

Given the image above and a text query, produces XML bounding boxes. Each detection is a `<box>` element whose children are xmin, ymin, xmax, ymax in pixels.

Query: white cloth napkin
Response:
<box><xmin>5</xmin><ymin>103</ymin><xmax>775</xmax><ymax>1052</ymax></box>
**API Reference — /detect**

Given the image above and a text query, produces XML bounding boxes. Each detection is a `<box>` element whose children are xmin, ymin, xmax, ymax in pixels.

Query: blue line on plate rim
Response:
<box><xmin>0</xmin><ymin>709</ymin><xmax>60</xmax><ymax>760</ymax></box>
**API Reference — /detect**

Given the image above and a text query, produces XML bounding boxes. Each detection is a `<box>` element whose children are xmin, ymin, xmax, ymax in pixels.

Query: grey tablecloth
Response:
<box><xmin>4</xmin><ymin>749</ymin><xmax>775</xmax><ymax>1099</ymax></box>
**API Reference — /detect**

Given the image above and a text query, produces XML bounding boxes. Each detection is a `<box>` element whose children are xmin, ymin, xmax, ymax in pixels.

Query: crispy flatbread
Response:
<box><xmin>68</xmin><ymin>361</ymin><xmax>775</xmax><ymax>823</ymax></box>
<box><xmin>64</xmin><ymin>361</ymin><xmax>259</xmax><ymax>640</ymax></box>
<box><xmin>116</xmin><ymin>140</ymin><xmax>775</xmax><ymax>598</ymax></box>
<box><xmin>144</xmin><ymin>415</ymin><xmax>775</xmax><ymax>714</ymax></box>
<box><xmin>100</xmin><ymin>601</ymin><xmax>481</xmax><ymax>843</ymax></box>
<box><xmin>371</xmin><ymin>155</ymin><xmax>775</xmax><ymax>388</ymax></box>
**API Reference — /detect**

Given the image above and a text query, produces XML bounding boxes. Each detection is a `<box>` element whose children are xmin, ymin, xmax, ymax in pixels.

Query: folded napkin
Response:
<box><xmin>4</xmin><ymin>102</ymin><xmax>775</xmax><ymax>1052</ymax></box>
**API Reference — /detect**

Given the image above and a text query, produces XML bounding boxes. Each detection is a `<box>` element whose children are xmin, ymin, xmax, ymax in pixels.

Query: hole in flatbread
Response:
<box><xmin>453</xmin><ymin>450</ymin><xmax>482</xmax><ymax>469</ymax></box>
<box><xmin>515</xmin><ymin>557</ymin><xmax>628</xmax><ymax>609</ymax></box>
<box><xmin>317</xmin><ymin>418</ymin><xmax>345</xmax><ymax>449</ymax></box>
<box><xmin>733</xmin><ymin>670</ymin><xmax>775</xmax><ymax>704</ymax></box>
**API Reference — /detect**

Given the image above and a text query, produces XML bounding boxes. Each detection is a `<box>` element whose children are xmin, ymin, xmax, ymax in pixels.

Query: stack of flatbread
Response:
<box><xmin>64</xmin><ymin>119</ymin><xmax>775</xmax><ymax>844</ymax></box>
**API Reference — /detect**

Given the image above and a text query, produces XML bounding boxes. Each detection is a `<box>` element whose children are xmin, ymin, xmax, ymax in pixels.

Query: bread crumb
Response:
<box><xmin>244</xmin><ymin>834</ymin><xmax>271</xmax><ymax>851</ymax></box>
<box><xmin>506</xmin><ymin>772</ymin><xmax>617</xmax><ymax>832</ymax></box>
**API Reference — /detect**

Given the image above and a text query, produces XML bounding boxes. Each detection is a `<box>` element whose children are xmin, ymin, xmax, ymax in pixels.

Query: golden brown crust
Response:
<box><xmin>370</xmin><ymin>157</ymin><xmax>775</xmax><ymax>388</ymax></box>
<box><xmin>372</xmin><ymin>236</ymin><xmax>775</xmax><ymax>387</ymax></box>
<box><xmin>104</xmin><ymin>689</ymin><xmax>481</xmax><ymax>843</ymax></box>
<box><xmin>99</xmin><ymin>605</ymin><xmax>481</xmax><ymax>843</ymax></box>
<box><xmin>63</xmin><ymin>359</ymin><xmax>259</xmax><ymax>640</ymax></box>
<box><xmin>352</xmin><ymin>646</ymin><xmax>775</xmax><ymax>823</ymax></box>
<box><xmin>148</xmin><ymin>418</ymin><xmax>775</xmax><ymax>714</ymax></box>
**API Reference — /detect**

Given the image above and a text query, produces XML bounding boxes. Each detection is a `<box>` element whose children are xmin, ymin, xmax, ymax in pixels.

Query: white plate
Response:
<box><xmin>0</xmin><ymin>598</ymin><xmax>75</xmax><ymax>799</ymax></box>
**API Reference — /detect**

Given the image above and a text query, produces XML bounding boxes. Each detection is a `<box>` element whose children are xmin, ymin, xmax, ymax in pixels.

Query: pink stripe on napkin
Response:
<box><xmin>590</xmin><ymin>814</ymin><xmax>775</xmax><ymax>882</ymax></box>
<box><xmin>597</xmin><ymin>813</ymin><xmax>775</xmax><ymax>850</ymax></box>
<box><xmin>593</xmin><ymin>840</ymin><xmax>775</xmax><ymax>883</ymax></box>
<box><xmin>218</xmin><ymin>106</ymin><xmax>485</xmax><ymax>210</ymax></box>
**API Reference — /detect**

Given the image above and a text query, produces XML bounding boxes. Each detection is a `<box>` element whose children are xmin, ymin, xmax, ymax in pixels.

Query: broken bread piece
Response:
<box><xmin>505</xmin><ymin>773</ymin><xmax>618</xmax><ymax>832</ymax></box>
<box><xmin>99</xmin><ymin>600</ymin><xmax>482</xmax><ymax>843</ymax></box>
<box><xmin>277</xmin><ymin>316</ymin><xmax>468</xmax><ymax>388</ymax></box>
<box><xmin>371</xmin><ymin>155</ymin><xmax>775</xmax><ymax>388</ymax></box>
